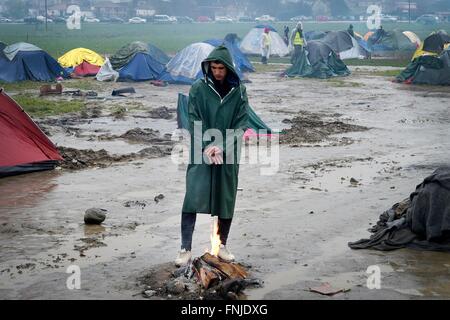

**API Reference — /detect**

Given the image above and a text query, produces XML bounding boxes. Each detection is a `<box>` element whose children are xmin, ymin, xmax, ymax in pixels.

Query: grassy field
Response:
<box><xmin>1</xmin><ymin>21</ymin><xmax>449</xmax><ymax>58</ymax></box>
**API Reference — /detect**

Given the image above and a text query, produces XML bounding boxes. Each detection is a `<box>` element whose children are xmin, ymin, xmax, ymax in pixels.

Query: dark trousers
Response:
<box><xmin>181</xmin><ymin>212</ymin><xmax>232</xmax><ymax>251</ymax></box>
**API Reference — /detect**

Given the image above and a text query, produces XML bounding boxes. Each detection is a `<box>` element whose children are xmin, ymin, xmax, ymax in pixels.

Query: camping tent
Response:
<box><xmin>395</xmin><ymin>49</ymin><xmax>450</xmax><ymax>85</ymax></box>
<box><xmin>204</xmin><ymin>33</ymin><xmax>255</xmax><ymax>74</ymax></box>
<box><xmin>319</xmin><ymin>31</ymin><xmax>367</xmax><ymax>60</ymax></box>
<box><xmin>98</xmin><ymin>42</ymin><xmax>167</xmax><ymax>82</ymax></box>
<box><xmin>158</xmin><ymin>42</ymin><xmax>215</xmax><ymax>84</ymax></box>
<box><xmin>240</xmin><ymin>25</ymin><xmax>289</xmax><ymax>57</ymax></box>
<box><xmin>176</xmin><ymin>93</ymin><xmax>272</xmax><ymax>137</ymax></box>
<box><xmin>284</xmin><ymin>41</ymin><xmax>350</xmax><ymax>79</ymax></box>
<box><xmin>0</xmin><ymin>89</ymin><xmax>62</xmax><ymax>177</ymax></box>
<box><xmin>58</xmin><ymin>48</ymin><xmax>104</xmax><ymax>77</ymax></box>
<box><xmin>0</xmin><ymin>42</ymin><xmax>68</xmax><ymax>82</ymax></box>
<box><xmin>363</xmin><ymin>29</ymin><xmax>420</xmax><ymax>55</ymax></box>
<box><xmin>422</xmin><ymin>31</ymin><xmax>450</xmax><ymax>53</ymax></box>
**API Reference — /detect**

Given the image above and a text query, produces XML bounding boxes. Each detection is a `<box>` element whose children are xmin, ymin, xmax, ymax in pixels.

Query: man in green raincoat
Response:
<box><xmin>175</xmin><ymin>45</ymin><xmax>249</xmax><ymax>266</ymax></box>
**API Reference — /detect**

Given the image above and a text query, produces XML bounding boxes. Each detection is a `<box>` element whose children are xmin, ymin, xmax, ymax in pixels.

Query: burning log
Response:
<box><xmin>201</xmin><ymin>253</ymin><xmax>248</xmax><ymax>279</ymax></box>
<box><xmin>192</xmin><ymin>257</ymin><xmax>223</xmax><ymax>289</ymax></box>
<box><xmin>191</xmin><ymin>253</ymin><xmax>249</xmax><ymax>290</ymax></box>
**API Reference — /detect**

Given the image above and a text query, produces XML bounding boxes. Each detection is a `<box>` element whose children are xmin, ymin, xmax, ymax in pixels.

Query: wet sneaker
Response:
<box><xmin>175</xmin><ymin>249</ymin><xmax>192</xmax><ymax>267</ymax></box>
<box><xmin>218</xmin><ymin>244</ymin><xmax>235</xmax><ymax>262</ymax></box>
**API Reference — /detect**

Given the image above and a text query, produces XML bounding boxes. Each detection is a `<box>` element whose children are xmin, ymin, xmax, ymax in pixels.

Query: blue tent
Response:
<box><xmin>148</xmin><ymin>43</ymin><xmax>170</xmax><ymax>65</ymax></box>
<box><xmin>118</xmin><ymin>52</ymin><xmax>166</xmax><ymax>82</ymax></box>
<box><xmin>0</xmin><ymin>49</ymin><xmax>68</xmax><ymax>82</ymax></box>
<box><xmin>204</xmin><ymin>34</ymin><xmax>255</xmax><ymax>74</ymax></box>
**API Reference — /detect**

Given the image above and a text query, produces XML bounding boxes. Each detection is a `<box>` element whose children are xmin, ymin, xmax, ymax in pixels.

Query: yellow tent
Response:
<box><xmin>58</xmin><ymin>48</ymin><xmax>104</xmax><ymax>68</ymax></box>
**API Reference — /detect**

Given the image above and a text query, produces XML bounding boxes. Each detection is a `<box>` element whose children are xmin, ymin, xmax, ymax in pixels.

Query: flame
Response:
<box><xmin>210</xmin><ymin>217</ymin><xmax>221</xmax><ymax>256</ymax></box>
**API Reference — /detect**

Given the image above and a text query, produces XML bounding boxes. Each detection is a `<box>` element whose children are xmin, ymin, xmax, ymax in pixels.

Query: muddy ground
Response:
<box><xmin>0</xmin><ymin>64</ymin><xmax>449</xmax><ymax>300</ymax></box>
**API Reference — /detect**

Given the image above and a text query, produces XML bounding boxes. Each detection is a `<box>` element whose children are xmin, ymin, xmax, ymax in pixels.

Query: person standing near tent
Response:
<box><xmin>284</xmin><ymin>25</ymin><xmax>290</xmax><ymax>45</ymax></box>
<box><xmin>290</xmin><ymin>21</ymin><xmax>307</xmax><ymax>64</ymax></box>
<box><xmin>261</xmin><ymin>27</ymin><xmax>271</xmax><ymax>64</ymax></box>
<box><xmin>347</xmin><ymin>24</ymin><xmax>355</xmax><ymax>37</ymax></box>
<box><xmin>175</xmin><ymin>45</ymin><xmax>249</xmax><ymax>267</ymax></box>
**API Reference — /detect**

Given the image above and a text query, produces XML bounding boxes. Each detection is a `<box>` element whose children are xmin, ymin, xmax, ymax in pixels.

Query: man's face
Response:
<box><xmin>210</xmin><ymin>62</ymin><xmax>227</xmax><ymax>82</ymax></box>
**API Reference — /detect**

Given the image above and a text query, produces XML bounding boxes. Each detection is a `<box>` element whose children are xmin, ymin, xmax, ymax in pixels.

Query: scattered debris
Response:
<box><xmin>309</xmin><ymin>282</ymin><xmax>351</xmax><ymax>296</ymax></box>
<box><xmin>40</xmin><ymin>83</ymin><xmax>62</xmax><ymax>96</ymax></box>
<box><xmin>112</xmin><ymin>87</ymin><xmax>136</xmax><ymax>97</ymax></box>
<box><xmin>123</xmin><ymin>200</ymin><xmax>148</xmax><ymax>209</ymax></box>
<box><xmin>154</xmin><ymin>194</ymin><xmax>165</xmax><ymax>203</ymax></box>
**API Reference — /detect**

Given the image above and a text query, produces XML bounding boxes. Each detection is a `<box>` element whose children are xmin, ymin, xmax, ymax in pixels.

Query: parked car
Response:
<box><xmin>153</xmin><ymin>14</ymin><xmax>176</xmax><ymax>23</ymax></box>
<box><xmin>197</xmin><ymin>16</ymin><xmax>212</xmax><ymax>22</ymax></box>
<box><xmin>0</xmin><ymin>17</ymin><xmax>12</xmax><ymax>23</ymax></box>
<box><xmin>84</xmin><ymin>17</ymin><xmax>100</xmax><ymax>23</ymax></box>
<box><xmin>215</xmin><ymin>16</ymin><xmax>233</xmax><ymax>23</ymax></box>
<box><xmin>380</xmin><ymin>14</ymin><xmax>398</xmax><ymax>22</ymax></box>
<box><xmin>36</xmin><ymin>15</ymin><xmax>53</xmax><ymax>23</ymax></box>
<box><xmin>238</xmin><ymin>16</ymin><xmax>253</xmax><ymax>22</ymax></box>
<box><xmin>175</xmin><ymin>16</ymin><xmax>193</xmax><ymax>23</ymax></box>
<box><xmin>255</xmin><ymin>15</ymin><xmax>275</xmax><ymax>22</ymax></box>
<box><xmin>51</xmin><ymin>16</ymin><xmax>67</xmax><ymax>23</ymax></box>
<box><xmin>289</xmin><ymin>15</ymin><xmax>311</xmax><ymax>22</ymax></box>
<box><xmin>129</xmin><ymin>17</ymin><xmax>147</xmax><ymax>24</ymax></box>
<box><xmin>110</xmin><ymin>17</ymin><xmax>125</xmax><ymax>23</ymax></box>
<box><xmin>315</xmin><ymin>15</ymin><xmax>329</xmax><ymax>22</ymax></box>
<box><xmin>416</xmin><ymin>14</ymin><xmax>439</xmax><ymax>25</ymax></box>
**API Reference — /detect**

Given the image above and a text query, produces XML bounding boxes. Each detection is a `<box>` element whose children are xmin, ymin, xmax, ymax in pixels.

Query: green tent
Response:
<box><xmin>285</xmin><ymin>42</ymin><xmax>350</xmax><ymax>79</ymax></box>
<box><xmin>396</xmin><ymin>51</ymin><xmax>450</xmax><ymax>85</ymax></box>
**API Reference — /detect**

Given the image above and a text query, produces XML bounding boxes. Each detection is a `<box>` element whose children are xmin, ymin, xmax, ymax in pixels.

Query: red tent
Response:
<box><xmin>0</xmin><ymin>89</ymin><xmax>63</xmax><ymax>178</ymax></box>
<box><xmin>73</xmin><ymin>61</ymin><xmax>100</xmax><ymax>77</ymax></box>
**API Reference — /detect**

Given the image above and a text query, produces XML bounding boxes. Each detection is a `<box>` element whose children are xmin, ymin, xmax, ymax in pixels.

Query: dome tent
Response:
<box><xmin>58</xmin><ymin>48</ymin><xmax>104</xmax><ymax>77</ymax></box>
<box><xmin>158</xmin><ymin>42</ymin><xmax>215</xmax><ymax>84</ymax></box>
<box><xmin>240</xmin><ymin>25</ymin><xmax>289</xmax><ymax>57</ymax></box>
<box><xmin>0</xmin><ymin>42</ymin><xmax>68</xmax><ymax>82</ymax></box>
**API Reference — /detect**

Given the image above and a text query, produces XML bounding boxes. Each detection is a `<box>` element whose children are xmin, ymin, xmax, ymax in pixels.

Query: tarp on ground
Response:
<box><xmin>57</xmin><ymin>47</ymin><xmax>104</xmax><ymax>68</ymax></box>
<box><xmin>109</xmin><ymin>41</ymin><xmax>149</xmax><ymax>70</ymax></box>
<box><xmin>285</xmin><ymin>41</ymin><xmax>350</xmax><ymax>79</ymax></box>
<box><xmin>396</xmin><ymin>50</ymin><xmax>450</xmax><ymax>85</ymax></box>
<box><xmin>349</xmin><ymin>166</ymin><xmax>450</xmax><ymax>252</ymax></box>
<box><xmin>240</xmin><ymin>25</ymin><xmax>289</xmax><ymax>57</ymax></box>
<box><xmin>0</xmin><ymin>45</ymin><xmax>68</xmax><ymax>82</ymax></box>
<box><xmin>118</xmin><ymin>52</ymin><xmax>166</xmax><ymax>82</ymax></box>
<box><xmin>96</xmin><ymin>57</ymin><xmax>119</xmax><ymax>82</ymax></box>
<box><xmin>158</xmin><ymin>42</ymin><xmax>215</xmax><ymax>84</ymax></box>
<box><xmin>0</xmin><ymin>89</ymin><xmax>62</xmax><ymax>178</ymax></box>
<box><xmin>176</xmin><ymin>93</ymin><xmax>272</xmax><ymax>135</ymax></box>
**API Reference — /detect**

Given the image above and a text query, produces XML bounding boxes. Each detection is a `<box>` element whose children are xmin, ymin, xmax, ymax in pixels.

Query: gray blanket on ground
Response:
<box><xmin>349</xmin><ymin>166</ymin><xmax>450</xmax><ymax>252</ymax></box>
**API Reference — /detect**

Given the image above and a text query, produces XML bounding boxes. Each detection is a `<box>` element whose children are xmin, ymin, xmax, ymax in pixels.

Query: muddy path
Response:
<box><xmin>1</xmin><ymin>66</ymin><xmax>449</xmax><ymax>300</ymax></box>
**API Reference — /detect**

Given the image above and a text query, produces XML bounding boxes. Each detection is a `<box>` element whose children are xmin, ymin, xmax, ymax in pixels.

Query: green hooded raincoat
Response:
<box><xmin>182</xmin><ymin>46</ymin><xmax>249</xmax><ymax>219</ymax></box>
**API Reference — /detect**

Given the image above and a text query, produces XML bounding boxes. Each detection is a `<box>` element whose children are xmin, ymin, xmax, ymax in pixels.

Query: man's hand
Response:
<box><xmin>205</xmin><ymin>146</ymin><xmax>223</xmax><ymax>165</ymax></box>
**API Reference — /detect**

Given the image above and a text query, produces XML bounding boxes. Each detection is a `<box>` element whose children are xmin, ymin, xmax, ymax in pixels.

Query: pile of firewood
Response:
<box><xmin>192</xmin><ymin>252</ymin><xmax>249</xmax><ymax>289</ymax></box>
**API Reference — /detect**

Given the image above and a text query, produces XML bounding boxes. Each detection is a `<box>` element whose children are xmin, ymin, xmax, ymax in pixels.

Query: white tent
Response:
<box><xmin>240</xmin><ymin>26</ymin><xmax>289</xmax><ymax>57</ymax></box>
<box><xmin>158</xmin><ymin>42</ymin><xmax>215</xmax><ymax>84</ymax></box>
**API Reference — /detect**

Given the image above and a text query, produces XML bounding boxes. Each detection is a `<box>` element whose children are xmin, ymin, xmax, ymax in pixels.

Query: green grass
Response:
<box><xmin>11</xmin><ymin>94</ymin><xmax>86</xmax><ymax>117</ymax></box>
<box><xmin>346</xmin><ymin>58</ymin><xmax>410</xmax><ymax>67</ymax></box>
<box><xmin>1</xmin><ymin>21</ymin><xmax>449</xmax><ymax>58</ymax></box>
<box><xmin>0</xmin><ymin>81</ymin><xmax>52</xmax><ymax>92</ymax></box>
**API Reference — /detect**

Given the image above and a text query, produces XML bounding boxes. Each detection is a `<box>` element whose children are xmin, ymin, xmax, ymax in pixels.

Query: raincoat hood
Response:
<box><xmin>201</xmin><ymin>45</ymin><xmax>239</xmax><ymax>85</ymax></box>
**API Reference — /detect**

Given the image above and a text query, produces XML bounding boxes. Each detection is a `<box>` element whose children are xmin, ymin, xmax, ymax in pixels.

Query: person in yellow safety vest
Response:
<box><xmin>261</xmin><ymin>27</ymin><xmax>271</xmax><ymax>64</ymax></box>
<box><xmin>289</xmin><ymin>21</ymin><xmax>307</xmax><ymax>64</ymax></box>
